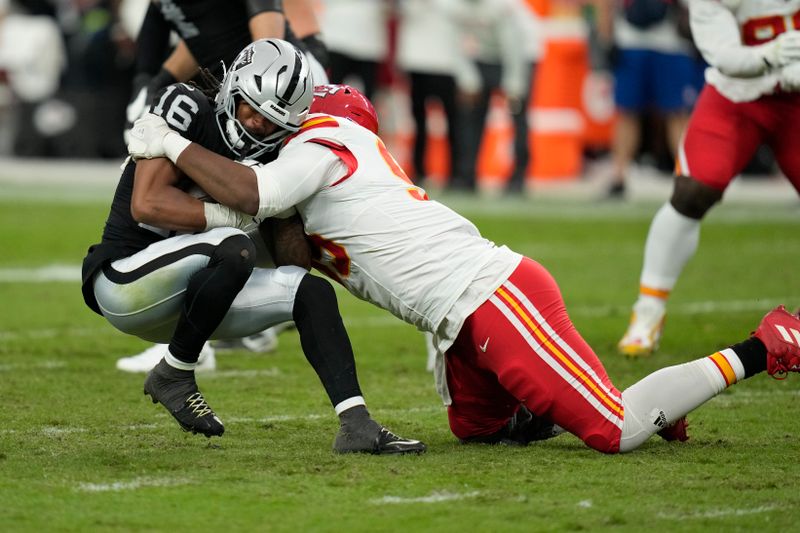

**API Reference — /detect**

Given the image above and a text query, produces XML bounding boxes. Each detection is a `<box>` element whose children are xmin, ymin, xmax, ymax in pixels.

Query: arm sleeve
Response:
<box><xmin>245</xmin><ymin>0</ymin><xmax>284</xmax><ymax>16</ymax></box>
<box><xmin>690</xmin><ymin>0</ymin><xmax>773</xmax><ymax>77</ymax></box>
<box><xmin>135</xmin><ymin>2</ymin><xmax>172</xmax><ymax>75</ymax></box>
<box><xmin>253</xmin><ymin>142</ymin><xmax>344</xmax><ymax>219</ymax></box>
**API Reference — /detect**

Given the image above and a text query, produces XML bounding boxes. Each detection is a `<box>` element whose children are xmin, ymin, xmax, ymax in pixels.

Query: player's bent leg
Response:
<box><xmin>93</xmin><ymin>228</ymin><xmax>249</xmax><ymax>342</ymax></box>
<box><xmin>212</xmin><ymin>265</ymin><xmax>305</xmax><ymax>338</ymax></box>
<box><xmin>615</xmin><ymin>306</ymin><xmax>800</xmax><ymax>452</ymax></box>
<box><xmin>290</xmin><ymin>274</ymin><xmax>426</xmax><ymax>455</ymax></box>
<box><xmin>146</xmin><ymin>232</ymin><xmax>254</xmax><ymax>436</ymax></box>
<box><xmin>452</xmin><ymin>258</ymin><xmax>624</xmax><ymax>453</ymax></box>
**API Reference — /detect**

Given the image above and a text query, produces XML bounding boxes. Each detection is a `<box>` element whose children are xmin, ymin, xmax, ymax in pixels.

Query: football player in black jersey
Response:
<box><xmin>125</xmin><ymin>0</ymin><xmax>329</xmax><ymax>144</ymax></box>
<box><xmin>120</xmin><ymin>0</ymin><xmax>330</xmax><ymax>370</ymax></box>
<box><xmin>83</xmin><ymin>39</ymin><xmax>425</xmax><ymax>455</ymax></box>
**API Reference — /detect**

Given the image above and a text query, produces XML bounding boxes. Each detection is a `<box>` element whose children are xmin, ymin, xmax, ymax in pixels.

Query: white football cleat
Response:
<box><xmin>618</xmin><ymin>299</ymin><xmax>666</xmax><ymax>357</ymax></box>
<box><xmin>116</xmin><ymin>342</ymin><xmax>216</xmax><ymax>373</ymax></box>
<box><xmin>214</xmin><ymin>326</ymin><xmax>282</xmax><ymax>353</ymax></box>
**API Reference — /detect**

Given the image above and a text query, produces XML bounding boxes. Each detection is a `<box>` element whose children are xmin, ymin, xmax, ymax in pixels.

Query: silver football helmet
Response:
<box><xmin>215</xmin><ymin>38</ymin><xmax>314</xmax><ymax>159</ymax></box>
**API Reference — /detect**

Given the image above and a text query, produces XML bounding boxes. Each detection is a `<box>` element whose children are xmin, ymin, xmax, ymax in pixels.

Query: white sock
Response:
<box><xmin>619</xmin><ymin>348</ymin><xmax>745</xmax><ymax>452</ymax></box>
<box><xmin>165</xmin><ymin>350</ymin><xmax>197</xmax><ymax>371</ymax></box>
<box><xmin>334</xmin><ymin>396</ymin><xmax>366</xmax><ymax>415</ymax></box>
<box><xmin>639</xmin><ymin>203</ymin><xmax>700</xmax><ymax>292</ymax></box>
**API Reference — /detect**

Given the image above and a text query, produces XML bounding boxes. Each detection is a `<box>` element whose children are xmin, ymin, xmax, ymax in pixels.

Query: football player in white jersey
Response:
<box><xmin>618</xmin><ymin>0</ymin><xmax>800</xmax><ymax>357</ymax></box>
<box><xmin>128</xmin><ymin>73</ymin><xmax>800</xmax><ymax>453</ymax></box>
<box><xmin>87</xmin><ymin>39</ymin><xmax>424</xmax><ymax>454</ymax></box>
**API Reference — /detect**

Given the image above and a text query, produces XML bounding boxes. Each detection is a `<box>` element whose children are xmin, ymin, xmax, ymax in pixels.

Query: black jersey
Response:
<box><xmin>154</xmin><ymin>0</ymin><xmax>298</xmax><ymax>76</ymax></box>
<box><xmin>81</xmin><ymin>83</ymin><xmax>235</xmax><ymax>314</ymax></box>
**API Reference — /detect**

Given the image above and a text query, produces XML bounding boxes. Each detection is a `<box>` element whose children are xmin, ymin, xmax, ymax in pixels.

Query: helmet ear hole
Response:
<box><xmin>215</xmin><ymin>38</ymin><xmax>314</xmax><ymax>158</ymax></box>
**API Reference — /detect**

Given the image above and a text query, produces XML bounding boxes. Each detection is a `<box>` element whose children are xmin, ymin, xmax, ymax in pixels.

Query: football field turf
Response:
<box><xmin>1</xmin><ymin>178</ymin><xmax>798</xmax><ymax>531</ymax></box>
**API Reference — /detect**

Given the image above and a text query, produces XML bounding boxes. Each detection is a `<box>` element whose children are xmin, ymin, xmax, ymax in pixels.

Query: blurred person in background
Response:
<box><xmin>595</xmin><ymin>0</ymin><xmax>704</xmax><ymax>199</ymax></box>
<box><xmin>397</xmin><ymin>0</ymin><xmax>478</xmax><ymax>186</ymax></box>
<box><xmin>318</xmin><ymin>0</ymin><xmax>389</xmax><ymax>101</ymax></box>
<box><xmin>450</xmin><ymin>0</ymin><xmax>534</xmax><ymax>194</ymax></box>
<box><xmin>117</xmin><ymin>0</ymin><xmax>331</xmax><ymax>372</ymax></box>
<box><xmin>0</xmin><ymin>0</ymin><xmax>65</xmax><ymax>156</ymax></box>
<box><xmin>618</xmin><ymin>0</ymin><xmax>800</xmax><ymax>356</ymax></box>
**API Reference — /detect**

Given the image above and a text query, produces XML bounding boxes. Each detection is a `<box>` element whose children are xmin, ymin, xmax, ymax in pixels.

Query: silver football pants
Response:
<box><xmin>92</xmin><ymin>227</ymin><xmax>306</xmax><ymax>343</ymax></box>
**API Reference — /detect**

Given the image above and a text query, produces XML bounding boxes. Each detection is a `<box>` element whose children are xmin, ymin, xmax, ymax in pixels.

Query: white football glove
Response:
<box><xmin>780</xmin><ymin>62</ymin><xmax>800</xmax><ymax>91</ymax></box>
<box><xmin>122</xmin><ymin>85</ymin><xmax>149</xmax><ymax>146</ymax></box>
<box><xmin>127</xmin><ymin>113</ymin><xmax>171</xmax><ymax>160</ymax></box>
<box><xmin>761</xmin><ymin>31</ymin><xmax>800</xmax><ymax>68</ymax></box>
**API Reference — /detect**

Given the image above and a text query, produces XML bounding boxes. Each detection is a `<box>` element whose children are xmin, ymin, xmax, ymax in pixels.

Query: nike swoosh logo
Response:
<box><xmin>479</xmin><ymin>337</ymin><xmax>490</xmax><ymax>352</ymax></box>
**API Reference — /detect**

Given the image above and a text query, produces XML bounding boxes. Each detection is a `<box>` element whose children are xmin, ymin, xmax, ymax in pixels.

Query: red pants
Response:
<box><xmin>445</xmin><ymin>258</ymin><xmax>624</xmax><ymax>453</ymax></box>
<box><xmin>678</xmin><ymin>84</ymin><xmax>800</xmax><ymax>192</ymax></box>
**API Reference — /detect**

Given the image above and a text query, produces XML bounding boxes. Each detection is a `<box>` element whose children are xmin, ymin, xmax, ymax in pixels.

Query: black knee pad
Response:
<box><xmin>295</xmin><ymin>274</ymin><xmax>337</xmax><ymax>309</ymax></box>
<box><xmin>669</xmin><ymin>175</ymin><xmax>723</xmax><ymax>220</ymax></box>
<box><xmin>209</xmin><ymin>233</ymin><xmax>256</xmax><ymax>281</ymax></box>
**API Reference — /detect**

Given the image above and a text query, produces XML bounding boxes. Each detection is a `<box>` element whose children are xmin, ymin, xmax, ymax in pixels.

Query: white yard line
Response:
<box><xmin>657</xmin><ymin>505</ymin><xmax>777</xmax><ymax>520</ymax></box>
<box><xmin>0</xmin><ymin>264</ymin><xmax>80</xmax><ymax>283</ymax></box>
<box><xmin>370</xmin><ymin>491</ymin><xmax>481</xmax><ymax>505</ymax></box>
<box><xmin>228</xmin><ymin>405</ymin><xmax>443</xmax><ymax>425</ymax></box>
<box><xmin>75</xmin><ymin>477</ymin><xmax>191</xmax><ymax>493</ymax></box>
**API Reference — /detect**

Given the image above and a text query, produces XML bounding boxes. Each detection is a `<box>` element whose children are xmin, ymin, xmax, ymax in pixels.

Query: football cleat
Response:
<box><xmin>372</xmin><ymin>427</ymin><xmax>427</xmax><ymax>455</ymax></box>
<box><xmin>143</xmin><ymin>359</ymin><xmax>224</xmax><ymax>437</ymax></box>
<box><xmin>461</xmin><ymin>405</ymin><xmax>564</xmax><ymax>446</ymax></box>
<box><xmin>214</xmin><ymin>327</ymin><xmax>279</xmax><ymax>353</ymax></box>
<box><xmin>117</xmin><ymin>342</ymin><xmax>216</xmax><ymax>373</ymax></box>
<box><xmin>333</xmin><ymin>418</ymin><xmax>426</xmax><ymax>455</ymax></box>
<box><xmin>753</xmin><ymin>305</ymin><xmax>800</xmax><ymax>379</ymax></box>
<box><xmin>657</xmin><ymin>416</ymin><xmax>689</xmax><ymax>442</ymax></box>
<box><xmin>618</xmin><ymin>299</ymin><xmax>666</xmax><ymax>357</ymax></box>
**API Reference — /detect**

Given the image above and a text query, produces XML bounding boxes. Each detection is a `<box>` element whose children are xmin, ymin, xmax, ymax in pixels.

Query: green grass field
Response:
<box><xmin>1</xmin><ymin>182</ymin><xmax>798</xmax><ymax>532</ymax></box>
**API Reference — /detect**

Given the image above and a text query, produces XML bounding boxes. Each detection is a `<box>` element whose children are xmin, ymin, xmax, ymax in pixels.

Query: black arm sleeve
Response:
<box><xmin>245</xmin><ymin>0</ymin><xmax>284</xmax><ymax>17</ymax></box>
<box><xmin>135</xmin><ymin>2</ymin><xmax>172</xmax><ymax>75</ymax></box>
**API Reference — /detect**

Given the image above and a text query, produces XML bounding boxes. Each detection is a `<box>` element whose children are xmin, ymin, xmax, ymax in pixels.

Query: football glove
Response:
<box><xmin>760</xmin><ymin>31</ymin><xmax>800</xmax><ymax>69</ymax></box>
<box><xmin>127</xmin><ymin>113</ymin><xmax>172</xmax><ymax>160</ymax></box>
<box><xmin>780</xmin><ymin>62</ymin><xmax>800</xmax><ymax>91</ymax></box>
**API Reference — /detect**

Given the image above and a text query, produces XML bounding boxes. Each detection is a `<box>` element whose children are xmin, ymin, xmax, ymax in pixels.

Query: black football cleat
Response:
<box><xmin>333</xmin><ymin>417</ymin><xmax>425</xmax><ymax>455</ymax></box>
<box><xmin>461</xmin><ymin>405</ymin><xmax>564</xmax><ymax>446</ymax></box>
<box><xmin>371</xmin><ymin>427</ymin><xmax>427</xmax><ymax>455</ymax></box>
<box><xmin>144</xmin><ymin>359</ymin><xmax>224</xmax><ymax>438</ymax></box>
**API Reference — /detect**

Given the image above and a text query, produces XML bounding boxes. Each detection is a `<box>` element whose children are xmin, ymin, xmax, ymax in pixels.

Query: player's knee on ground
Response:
<box><xmin>209</xmin><ymin>233</ymin><xmax>256</xmax><ymax>288</ymax></box>
<box><xmin>670</xmin><ymin>175</ymin><xmax>723</xmax><ymax>220</ymax></box>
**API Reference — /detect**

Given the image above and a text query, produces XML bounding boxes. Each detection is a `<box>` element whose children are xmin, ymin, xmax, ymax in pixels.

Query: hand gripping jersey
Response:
<box><xmin>253</xmin><ymin>115</ymin><xmax>522</xmax><ymax>338</ymax></box>
<box><xmin>691</xmin><ymin>0</ymin><xmax>800</xmax><ymax>101</ymax></box>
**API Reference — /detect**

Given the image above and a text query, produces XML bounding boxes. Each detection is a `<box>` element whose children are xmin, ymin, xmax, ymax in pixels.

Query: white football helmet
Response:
<box><xmin>215</xmin><ymin>38</ymin><xmax>314</xmax><ymax>159</ymax></box>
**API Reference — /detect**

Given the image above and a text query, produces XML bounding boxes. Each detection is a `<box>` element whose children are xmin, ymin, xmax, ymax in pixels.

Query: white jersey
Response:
<box><xmin>253</xmin><ymin>115</ymin><xmax>521</xmax><ymax>339</ymax></box>
<box><xmin>691</xmin><ymin>0</ymin><xmax>800</xmax><ymax>101</ymax></box>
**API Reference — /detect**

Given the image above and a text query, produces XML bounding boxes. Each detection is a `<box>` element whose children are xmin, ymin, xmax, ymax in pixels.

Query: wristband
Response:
<box><xmin>163</xmin><ymin>131</ymin><xmax>192</xmax><ymax>162</ymax></box>
<box><xmin>204</xmin><ymin>203</ymin><xmax>251</xmax><ymax>231</ymax></box>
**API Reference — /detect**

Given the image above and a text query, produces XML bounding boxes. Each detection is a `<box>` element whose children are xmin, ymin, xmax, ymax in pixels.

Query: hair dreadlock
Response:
<box><xmin>190</xmin><ymin>67</ymin><xmax>222</xmax><ymax>99</ymax></box>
